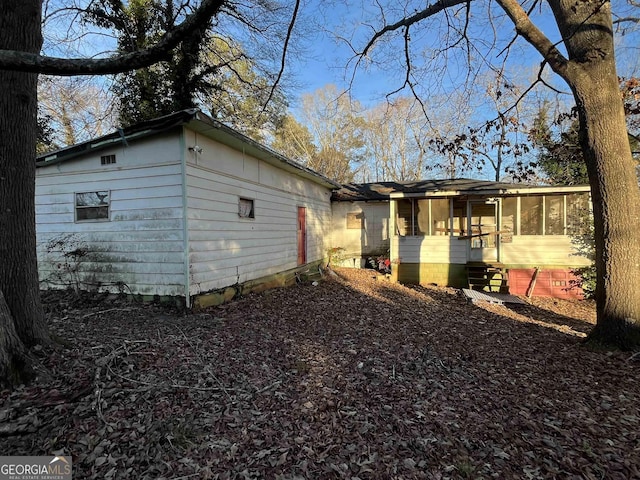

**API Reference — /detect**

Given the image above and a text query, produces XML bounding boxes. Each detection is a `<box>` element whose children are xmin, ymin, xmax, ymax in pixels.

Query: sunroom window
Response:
<box><xmin>520</xmin><ymin>196</ymin><xmax>543</xmax><ymax>235</ymax></box>
<box><xmin>395</xmin><ymin>198</ymin><xmax>449</xmax><ymax>236</ymax></box>
<box><xmin>545</xmin><ymin>195</ymin><xmax>565</xmax><ymax>235</ymax></box>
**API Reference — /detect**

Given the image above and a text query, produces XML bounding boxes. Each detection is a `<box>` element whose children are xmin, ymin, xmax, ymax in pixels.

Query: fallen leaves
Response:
<box><xmin>1</xmin><ymin>269</ymin><xmax>639</xmax><ymax>479</ymax></box>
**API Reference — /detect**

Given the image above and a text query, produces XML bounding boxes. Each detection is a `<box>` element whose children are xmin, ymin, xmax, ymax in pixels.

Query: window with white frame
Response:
<box><xmin>238</xmin><ymin>197</ymin><xmax>255</xmax><ymax>218</ymax></box>
<box><xmin>75</xmin><ymin>191</ymin><xmax>110</xmax><ymax>222</ymax></box>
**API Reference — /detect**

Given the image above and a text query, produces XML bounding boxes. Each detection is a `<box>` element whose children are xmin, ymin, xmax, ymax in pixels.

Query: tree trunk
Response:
<box><xmin>0</xmin><ymin>289</ymin><xmax>33</xmax><ymax>387</ymax></box>
<box><xmin>0</xmin><ymin>0</ymin><xmax>48</xmax><ymax>379</ymax></box>
<box><xmin>553</xmin><ymin>0</ymin><xmax>640</xmax><ymax>348</ymax></box>
<box><xmin>573</xmin><ymin>70</ymin><xmax>640</xmax><ymax>348</ymax></box>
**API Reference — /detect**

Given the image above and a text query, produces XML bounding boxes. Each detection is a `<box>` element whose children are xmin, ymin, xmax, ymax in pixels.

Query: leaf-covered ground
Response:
<box><xmin>1</xmin><ymin>268</ymin><xmax>639</xmax><ymax>479</ymax></box>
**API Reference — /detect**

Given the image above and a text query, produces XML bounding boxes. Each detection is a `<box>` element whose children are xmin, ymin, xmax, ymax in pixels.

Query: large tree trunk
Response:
<box><xmin>574</xmin><ymin>72</ymin><xmax>640</xmax><ymax>348</ymax></box>
<box><xmin>0</xmin><ymin>289</ymin><xmax>33</xmax><ymax>387</ymax></box>
<box><xmin>0</xmin><ymin>0</ymin><xmax>48</xmax><ymax>384</ymax></box>
<box><xmin>552</xmin><ymin>0</ymin><xmax>640</xmax><ymax>348</ymax></box>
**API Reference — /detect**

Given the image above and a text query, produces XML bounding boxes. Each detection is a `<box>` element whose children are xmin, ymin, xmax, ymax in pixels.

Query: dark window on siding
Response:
<box><xmin>76</xmin><ymin>191</ymin><xmax>110</xmax><ymax>222</ymax></box>
<box><xmin>238</xmin><ymin>198</ymin><xmax>255</xmax><ymax>218</ymax></box>
<box><xmin>101</xmin><ymin>154</ymin><xmax>116</xmax><ymax>165</ymax></box>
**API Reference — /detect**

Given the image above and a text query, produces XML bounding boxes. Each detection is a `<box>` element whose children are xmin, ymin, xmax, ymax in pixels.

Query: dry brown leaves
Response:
<box><xmin>1</xmin><ymin>268</ymin><xmax>639</xmax><ymax>479</ymax></box>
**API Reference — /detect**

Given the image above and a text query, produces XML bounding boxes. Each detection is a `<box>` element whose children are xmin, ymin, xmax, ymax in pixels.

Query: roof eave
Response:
<box><xmin>388</xmin><ymin>185</ymin><xmax>591</xmax><ymax>199</ymax></box>
<box><xmin>36</xmin><ymin>109</ymin><xmax>199</xmax><ymax>168</ymax></box>
<box><xmin>36</xmin><ymin>109</ymin><xmax>340</xmax><ymax>190</ymax></box>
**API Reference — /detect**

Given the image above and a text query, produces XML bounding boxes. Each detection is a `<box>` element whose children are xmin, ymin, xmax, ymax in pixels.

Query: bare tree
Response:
<box><xmin>429</xmin><ymin>72</ymin><xmax>537</xmax><ymax>182</ymax></box>
<box><xmin>363</xmin><ymin>97</ymin><xmax>430</xmax><ymax>182</ymax></box>
<box><xmin>425</xmin><ymin>92</ymin><xmax>478</xmax><ymax>179</ymax></box>
<box><xmin>348</xmin><ymin>0</ymin><xmax>640</xmax><ymax>349</ymax></box>
<box><xmin>38</xmin><ymin>76</ymin><xmax>118</xmax><ymax>147</ymax></box>
<box><xmin>272</xmin><ymin>114</ymin><xmax>318</xmax><ymax>163</ymax></box>
<box><xmin>298</xmin><ymin>84</ymin><xmax>368</xmax><ymax>183</ymax></box>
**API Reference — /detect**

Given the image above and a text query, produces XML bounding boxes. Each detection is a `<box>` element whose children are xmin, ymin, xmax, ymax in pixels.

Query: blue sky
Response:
<box><xmin>286</xmin><ymin>1</ymin><xmax>544</xmax><ymax>112</ymax></box>
<box><xmin>288</xmin><ymin>0</ymin><xmax>639</xmax><ymax>111</ymax></box>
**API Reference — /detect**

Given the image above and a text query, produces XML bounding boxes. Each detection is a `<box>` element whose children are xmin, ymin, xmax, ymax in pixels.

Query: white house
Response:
<box><xmin>36</xmin><ymin>109</ymin><xmax>339</xmax><ymax>307</ymax></box>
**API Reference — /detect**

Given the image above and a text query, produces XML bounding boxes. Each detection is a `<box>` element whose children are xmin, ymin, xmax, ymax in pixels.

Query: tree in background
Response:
<box><xmin>87</xmin><ymin>0</ymin><xmax>288</xmax><ymax>138</ymax></box>
<box><xmin>423</xmin><ymin>92</ymin><xmax>478</xmax><ymax>179</ymax></box>
<box><xmin>530</xmin><ymin>104</ymin><xmax>588</xmax><ymax>185</ymax></box>
<box><xmin>272</xmin><ymin>114</ymin><xmax>317</xmax><ymax>163</ymax></box>
<box><xmin>362</xmin><ymin>97</ymin><xmax>429</xmax><ymax>182</ymax></box>
<box><xmin>532</xmin><ymin>78</ymin><xmax>640</xmax><ymax>186</ymax></box>
<box><xmin>36</xmin><ymin>114</ymin><xmax>57</xmax><ymax>155</ymax></box>
<box><xmin>427</xmin><ymin>72</ymin><xmax>537</xmax><ymax>182</ymax></box>
<box><xmin>38</xmin><ymin>76</ymin><xmax>117</xmax><ymax>148</ymax></box>
<box><xmin>86</xmin><ymin>0</ymin><xmax>174</xmax><ymax>125</ymax></box>
<box><xmin>202</xmin><ymin>37</ymin><xmax>288</xmax><ymax>142</ymax></box>
<box><xmin>294</xmin><ymin>84</ymin><xmax>367</xmax><ymax>183</ymax></box>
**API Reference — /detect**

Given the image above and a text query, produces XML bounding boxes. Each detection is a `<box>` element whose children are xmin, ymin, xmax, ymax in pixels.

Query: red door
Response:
<box><xmin>297</xmin><ymin>207</ymin><xmax>306</xmax><ymax>265</ymax></box>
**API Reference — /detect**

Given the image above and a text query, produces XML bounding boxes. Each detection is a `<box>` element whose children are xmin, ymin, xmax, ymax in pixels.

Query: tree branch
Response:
<box><xmin>0</xmin><ymin>0</ymin><xmax>225</xmax><ymax>75</ymax></box>
<box><xmin>494</xmin><ymin>0</ymin><xmax>569</xmax><ymax>78</ymax></box>
<box><xmin>613</xmin><ymin>16</ymin><xmax>640</xmax><ymax>25</ymax></box>
<box><xmin>263</xmin><ymin>0</ymin><xmax>300</xmax><ymax>111</ymax></box>
<box><xmin>359</xmin><ymin>0</ymin><xmax>470</xmax><ymax>57</ymax></box>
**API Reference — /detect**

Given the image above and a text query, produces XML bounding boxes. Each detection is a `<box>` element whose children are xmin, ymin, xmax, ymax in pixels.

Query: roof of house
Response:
<box><xmin>332</xmin><ymin>179</ymin><xmax>591</xmax><ymax>201</ymax></box>
<box><xmin>36</xmin><ymin>109</ymin><xmax>341</xmax><ymax>190</ymax></box>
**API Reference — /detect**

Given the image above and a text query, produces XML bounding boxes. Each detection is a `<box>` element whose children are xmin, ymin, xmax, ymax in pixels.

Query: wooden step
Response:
<box><xmin>466</xmin><ymin>264</ymin><xmax>509</xmax><ymax>293</ymax></box>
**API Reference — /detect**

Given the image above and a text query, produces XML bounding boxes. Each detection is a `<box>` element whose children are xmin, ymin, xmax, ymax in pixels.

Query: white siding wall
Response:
<box><xmin>36</xmin><ymin>133</ymin><xmax>187</xmax><ymax>296</ymax></box>
<box><xmin>391</xmin><ymin>236</ymin><xmax>468</xmax><ymax>264</ymax></box>
<box><xmin>389</xmin><ymin>231</ymin><xmax>589</xmax><ymax>266</ymax></box>
<box><xmin>329</xmin><ymin>201</ymin><xmax>390</xmax><ymax>266</ymax></box>
<box><xmin>501</xmin><ymin>235</ymin><xmax>591</xmax><ymax>266</ymax></box>
<box><xmin>184</xmin><ymin>130</ymin><xmax>333</xmax><ymax>294</ymax></box>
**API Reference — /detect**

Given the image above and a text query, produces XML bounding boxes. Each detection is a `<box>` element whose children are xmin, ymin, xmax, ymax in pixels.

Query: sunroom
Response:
<box><xmin>388</xmin><ymin>182</ymin><xmax>592</xmax><ymax>297</ymax></box>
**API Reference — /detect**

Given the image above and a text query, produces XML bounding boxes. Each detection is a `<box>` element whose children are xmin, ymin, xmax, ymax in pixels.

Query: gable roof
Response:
<box><xmin>332</xmin><ymin>179</ymin><xmax>591</xmax><ymax>201</ymax></box>
<box><xmin>36</xmin><ymin>109</ymin><xmax>340</xmax><ymax>190</ymax></box>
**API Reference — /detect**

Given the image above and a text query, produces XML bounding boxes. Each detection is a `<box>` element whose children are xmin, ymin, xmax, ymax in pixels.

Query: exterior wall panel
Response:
<box><xmin>500</xmin><ymin>236</ymin><xmax>591</xmax><ymax>266</ymax></box>
<box><xmin>183</xmin><ymin>131</ymin><xmax>333</xmax><ymax>295</ymax></box>
<box><xmin>36</xmin><ymin>133</ymin><xmax>186</xmax><ymax>297</ymax></box>
<box><xmin>391</xmin><ymin>236</ymin><xmax>468</xmax><ymax>264</ymax></box>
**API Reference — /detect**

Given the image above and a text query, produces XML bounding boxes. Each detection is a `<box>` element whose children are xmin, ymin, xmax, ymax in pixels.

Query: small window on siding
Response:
<box><xmin>76</xmin><ymin>191</ymin><xmax>110</xmax><ymax>222</ymax></box>
<box><xmin>346</xmin><ymin>212</ymin><xmax>364</xmax><ymax>229</ymax></box>
<box><xmin>101</xmin><ymin>154</ymin><xmax>116</xmax><ymax>165</ymax></box>
<box><xmin>238</xmin><ymin>198</ymin><xmax>255</xmax><ymax>218</ymax></box>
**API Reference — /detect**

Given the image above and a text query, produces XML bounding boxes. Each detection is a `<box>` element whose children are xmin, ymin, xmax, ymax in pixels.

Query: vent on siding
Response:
<box><xmin>101</xmin><ymin>154</ymin><xmax>116</xmax><ymax>165</ymax></box>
